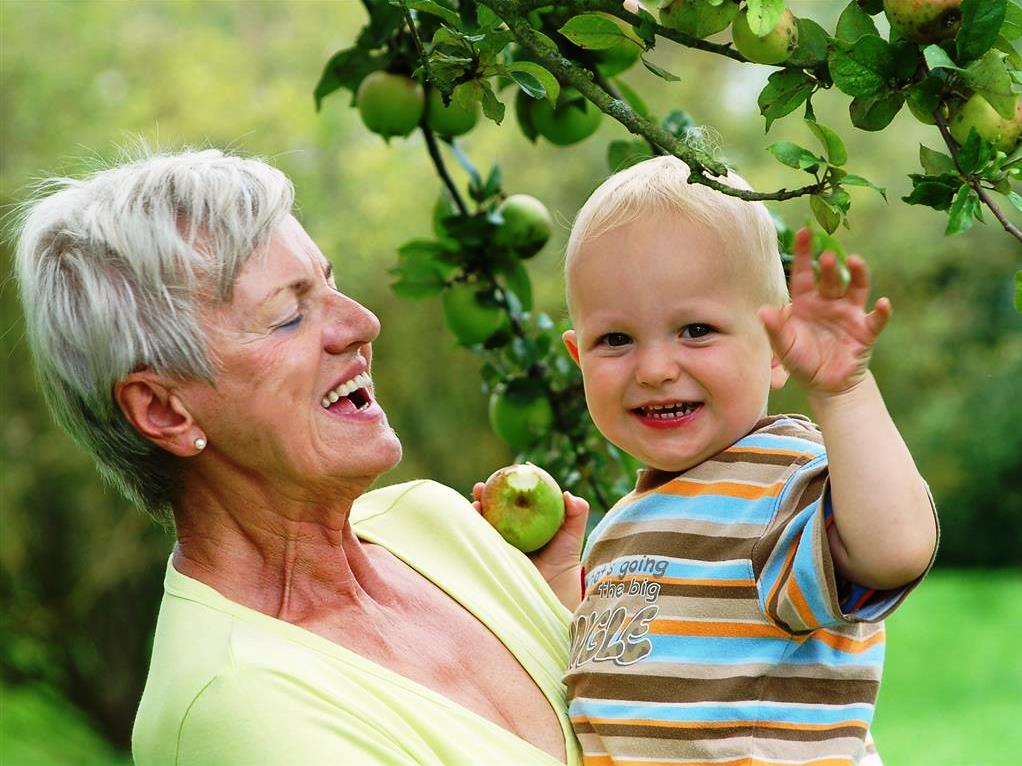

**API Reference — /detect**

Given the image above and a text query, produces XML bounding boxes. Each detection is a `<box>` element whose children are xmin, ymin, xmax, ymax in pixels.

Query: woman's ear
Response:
<box><xmin>769</xmin><ymin>355</ymin><xmax>790</xmax><ymax>390</ymax></box>
<box><xmin>114</xmin><ymin>373</ymin><xmax>200</xmax><ymax>457</ymax></box>
<box><xmin>562</xmin><ymin>329</ymin><xmax>581</xmax><ymax>367</ymax></box>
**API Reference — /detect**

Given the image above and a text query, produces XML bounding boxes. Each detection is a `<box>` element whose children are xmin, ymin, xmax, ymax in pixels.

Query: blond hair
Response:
<box><xmin>565</xmin><ymin>155</ymin><xmax>788</xmax><ymax>313</ymax></box>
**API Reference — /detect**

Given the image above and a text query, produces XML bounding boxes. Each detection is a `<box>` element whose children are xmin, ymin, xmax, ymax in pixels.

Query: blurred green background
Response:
<box><xmin>1</xmin><ymin>1</ymin><xmax>1019</xmax><ymax>764</ymax></box>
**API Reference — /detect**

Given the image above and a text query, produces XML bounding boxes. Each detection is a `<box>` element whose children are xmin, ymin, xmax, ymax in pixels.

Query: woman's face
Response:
<box><xmin>181</xmin><ymin>215</ymin><xmax>402</xmax><ymax>501</ymax></box>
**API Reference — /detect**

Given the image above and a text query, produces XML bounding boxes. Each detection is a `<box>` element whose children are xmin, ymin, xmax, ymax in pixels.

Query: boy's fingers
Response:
<box><xmin>472</xmin><ymin>481</ymin><xmax>485</xmax><ymax>502</ymax></box>
<box><xmin>866</xmin><ymin>297</ymin><xmax>892</xmax><ymax>337</ymax></box>
<box><xmin>845</xmin><ymin>255</ymin><xmax>871</xmax><ymax>307</ymax></box>
<box><xmin>817</xmin><ymin>251</ymin><xmax>846</xmax><ymax>299</ymax></box>
<box><xmin>564</xmin><ymin>491</ymin><xmax>590</xmax><ymax>517</ymax></box>
<box><xmin>790</xmin><ymin>228</ymin><xmax>815</xmax><ymax>298</ymax></box>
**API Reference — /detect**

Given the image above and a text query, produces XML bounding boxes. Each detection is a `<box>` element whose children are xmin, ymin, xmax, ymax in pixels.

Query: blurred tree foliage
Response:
<box><xmin>1</xmin><ymin>0</ymin><xmax>1019</xmax><ymax>755</ymax></box>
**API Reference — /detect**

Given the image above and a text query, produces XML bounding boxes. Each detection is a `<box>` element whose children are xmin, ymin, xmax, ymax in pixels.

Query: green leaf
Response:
<box><xmin>903</xmin><ymin>173</ymin><xmax>963</xmax><ymax>210</ymax></box>
<box><xmin>805</xmin><ymin>119</ymin><xmax>848</xmax><ymax>166</ymax></box>
<box><xmin>641</xmin><ymin>56</ymin><xmax>681</xmax><ymax>82</ymax></box>
<box><xmin>477</xmin><ymin>3</ymin><xmax>502</xmax><ymax>31</ymax></box>
<box><xmin>841</xmin><ymin>174</ymin><xmax>888</xmax><ymax>200</ymax></box>
<box><xmin>994</xmin><ymin>34</ymin><xmax>1022</xmax><ymax>68</ymax></box>
<box><xmin>496</xmin><ymin>259</ymin><xmax>533</xmax><ymax>312</ymax></box>
<box><xmin>922</xmin><ymin>44</ymin><xmax>962</xmax><ymax>71</ymax></box>
<box><xmin>390</xmin><ymin>240</ymin><xmax>453</xmax><ymax>299</ymax></box>
<box><xmin>962</xmin><ymin>50</ymin><xmax>1018</xmax><ymax>118</ymax></box>
<box><xmin>508</xmin><ymin>70</ymin><xmax>545</xmax><ymax>100</ymax></box>
<box><xmin>746</xmin><ymin>0</ymin><xmax>785</xmax><ymax>37</ymax></box>
<box><xmin>956</xmin><ymin>0</ymin><xmax>1007</xmax><ymax>62</ymax></box>
<box><xmin>957</xmin><ymin>128</ymin><xmax>995</xmax><ymax>175</ymax></box>
<box><xmin>758</xmin><ymin>69</ymin><xmax>816</xmax><ymax>132</ymax></box>
<box><xmin>849</xmin><ymin>91</ymin><xmax>905</xmax><ymax>130</ymax></box>
<box><xmin>558</xmin><ymin>14</ymin><xmax>627</xmax><ymax>50</ymax></box>
<box><xmin>836</xmin><ymin>1</ymin><xmax>880</xmax><ymax>43</ymax></box>
<box><xmin>920</xmin><ymin>145</ymin><xmax>957</xmax><ymax>176</ymax></box>
<box><xmin>478</xmin><ymin>79</ymin><xmax>506</xmax><ymax>124</ymax></box>
<box><xmin>1002</xmin><ymin>0</ymin><xmax>1022</xmax><ymax>40</ymax></box>
<box><xmin>662</xmin><ymin>110</ymin><xmax>695</xmax><ymax>139</ymax></box>
<box><xmin>828</xmin><ymin>36</ymin><xmax>896</xmax><ymax>97</ymax></box>
<box><xmin>767</xmin><ymin>141</ymin><xmax>822</xmax><ymax>172</ymax></box>
<box><xmin>811</xmin><ymin>194</ymin><xmax>842</xmax><ymax>233</ymax></box>
<box><xmin>1008</xmin><ymin>191</ymin><xmax>1022</xmax><ymax>212</ymax></box>
<box><xmin>506</xmin><ymin>62</ymin><xmax>560</xmax><ymax>103</ymax></box>
<box><xmin>399</xmin><ymin>0</ymin><xmax>461</xmax><ymax>28</ymax></box>
<box><xmin>607</xmin><ymin>140</ymin><xmax>654</xmax><ymax>171</ymax></box>
<box><xmin>787</xmin><ymin>17</ymin><xmax>831</xmax><ymax>67</ymax></box>
<box><xmin>945</xmin><ymin>184</ymin><xmax>979</xmax><ymax>235</ymax></box>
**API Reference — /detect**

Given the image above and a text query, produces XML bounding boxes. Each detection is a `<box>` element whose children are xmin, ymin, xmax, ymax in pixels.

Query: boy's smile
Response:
<box><xmin>563</xmin><ymin>214</ymin><xmax>789</xmax><ymax>473</ymax></box>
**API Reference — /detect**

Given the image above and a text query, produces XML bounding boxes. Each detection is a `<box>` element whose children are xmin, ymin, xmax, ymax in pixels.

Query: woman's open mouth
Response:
<box><xmin>321</xmin><ymin>372</ymin><xmax>373</xmax><ymax>412</ymax></box>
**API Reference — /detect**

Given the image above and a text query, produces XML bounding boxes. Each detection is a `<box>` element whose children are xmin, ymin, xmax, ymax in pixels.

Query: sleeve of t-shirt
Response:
<box><xmin>175</xmin><ymin>667</ymin><xmax>425</xmax><ymax>766</ymax></box>
<box><xmin>753</xmin><ymin>453</ymin><xmax>936</xmax><ymax>634</ymax></box>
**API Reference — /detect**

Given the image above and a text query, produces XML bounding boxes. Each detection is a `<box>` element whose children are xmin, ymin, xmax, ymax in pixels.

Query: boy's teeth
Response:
<box><xmin>641</xmin><ymin>402</ymin><xmax>697</xmax><ymax>418</ymax></box>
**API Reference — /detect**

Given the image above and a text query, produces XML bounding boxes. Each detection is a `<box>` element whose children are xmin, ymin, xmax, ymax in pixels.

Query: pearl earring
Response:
<box><xmin>194</xmin><ymin>437</ymin><xmax>207</xmax><ymax>451</ymax></box>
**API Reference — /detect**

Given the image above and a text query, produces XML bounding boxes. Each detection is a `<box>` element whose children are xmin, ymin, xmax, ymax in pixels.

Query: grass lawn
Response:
<box><xmin>872</xmin><ymin>569</ymin><xmax>1021</xmax><ymax>765</ymax></box>
<box><xmin>2</xmin><ymin>569</ymin><xmax>1017</xmax><ymax>765</ymax></box>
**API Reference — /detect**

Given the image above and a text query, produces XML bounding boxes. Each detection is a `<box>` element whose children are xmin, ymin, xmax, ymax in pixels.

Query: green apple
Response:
<box><xmin>882</xmin><ymin>0</ymin><xmax>962</xmax><ymax>44</ymax></box>
<box><xmin>949</xmin><ymin>94</ymin><xmax>1022</xmax><ymax>153</ymax></box>
<box><xmin>660</xmin><ymin>0</ymin><xmax>740</xmax><ymax>39</ymax></box>
<box><xmin>356</xmin><ymin>71</ymin><xmax>424</xmax><ymax>139</ymax></box>
<box><xmin>731</xmin><ymin>7</ymin><xmax>798</xmax><ymax>65</ymax></box>
<box><xmin>494</xmin><ymin>194</ymin><xmax>553</xmax><ymax>258</ymax></box>
<box><xmin>531</xmin><ymin>90</ymin><xmax>603</xmax><ymax>146</ymax></box>
<box><xmin>480</xmin><ymin>463</ymin><xmax>565</xmax><ymax>552</ymax></box>
<box><xmin>488</xmin><ymin>388</ymin><xmax>554</xmax><ymax>451</ymax></box>
<box><xmin>425</xmin><ymin>87</ymin><xmax>479</xmax><ymax>138</ymax></box>
<box><xmin>441</xmin><ymin>283</ymin><xmax>509</xmax><ymax>346</ymax></box>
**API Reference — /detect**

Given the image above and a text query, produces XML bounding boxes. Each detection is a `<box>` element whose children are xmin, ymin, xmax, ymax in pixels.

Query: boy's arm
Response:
<box><xmin>759</xmin><ymin>229</ymin><xmax>937</xmax><ymax>591</ymax></box>
<box><xmin>473</xmin><ymin>482</ymin><xmax>588</xmax><ymax>610</ymax></box>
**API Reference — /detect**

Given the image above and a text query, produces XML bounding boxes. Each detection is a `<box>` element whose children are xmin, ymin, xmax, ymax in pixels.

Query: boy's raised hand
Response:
<box><xmin>759</xmin><ymin>228</ymin><xmax>892</xmax><ymax>398</ymax></box>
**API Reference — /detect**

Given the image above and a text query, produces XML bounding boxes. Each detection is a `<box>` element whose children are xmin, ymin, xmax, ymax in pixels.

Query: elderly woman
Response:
<box><xmin>15</xmin><ymin>149</ymin><xmax>587</xmax><ymax>765</ymax></box>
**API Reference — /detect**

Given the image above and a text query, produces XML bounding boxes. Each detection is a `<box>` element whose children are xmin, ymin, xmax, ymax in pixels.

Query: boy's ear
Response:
<box><xmin>769</xmin><ymin>355</ymin><xmax>789</xmax><ymax>390</ymax></box>
<box><xmin>562</xmin><ymin>329</ymin><xmax>581</xmax><ymax>367</ymax></box>
<box><xmin>114</xmin><ymin>373</ymin><xmax>201</xmax><ymax>457</ymax></box>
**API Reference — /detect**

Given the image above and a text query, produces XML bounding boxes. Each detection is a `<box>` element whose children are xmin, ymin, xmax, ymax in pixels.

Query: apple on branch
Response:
<box><xmin>479</xmin><ymin>463</ymin><xmax>566</xmax><ymax>553</ymax></box>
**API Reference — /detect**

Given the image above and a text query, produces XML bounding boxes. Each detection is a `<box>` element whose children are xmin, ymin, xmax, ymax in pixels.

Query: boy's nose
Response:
<box><xmin>634</xmin><ymin>346</ymin><xmax>681</xmax><ymax>388</ymax></box>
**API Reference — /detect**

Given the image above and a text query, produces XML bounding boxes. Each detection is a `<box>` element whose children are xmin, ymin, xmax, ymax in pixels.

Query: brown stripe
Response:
<box><xmin>569</xmin><ymin>673</ymin><xmax>878</xmax><ymax>706</ymax></box>
<box><xmin>587</xmin><ymin>531</ymin><xmax>755</xmax><ymax>564</ymax></box>
<box><xmin>657</xmin><ymin>582</ymin><xmax>759</xmax><ymax>600</ymax></box>
<box><xmin>712</xmin><ymin>449</ymin><xmax>806</xmax><ymax>467</ymax></box>
<box><xmin>573</xmin><ymin>721</ymin><xmax>868</xmax><ymax>743</ymax></box>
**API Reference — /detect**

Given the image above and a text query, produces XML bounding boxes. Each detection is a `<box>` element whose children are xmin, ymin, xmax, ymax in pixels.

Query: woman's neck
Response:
<box><xmin>171</xmin><ymin>478</ymin><xmax>398</xmax><ymax>621</ymax></box>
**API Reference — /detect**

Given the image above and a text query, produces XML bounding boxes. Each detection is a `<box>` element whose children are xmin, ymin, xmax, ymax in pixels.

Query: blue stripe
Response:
<box><xmin>615</xmin><ymin>493</ymin><xmax>778</xmax><ymax>526</ymax></box>
<box><xmin>731</xmin><ymin>431</ymin><xmax>825</xmax><ymax>458</ymax></box>
<box><xmin>570</xmin><ymin>699</ymin><xmax>875</xmax><ymax>726</ymax></box>
<box><xmin>647</xmin><ymin>634</ymin><xmax>886</xmax><ymax>666</ymax></box>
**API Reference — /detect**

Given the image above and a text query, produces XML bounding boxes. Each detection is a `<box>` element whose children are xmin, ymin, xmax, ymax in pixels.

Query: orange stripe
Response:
<box><xmin>727</xmin><ymin>445</ymin><xmax>819</xmax><ymax>460</ymax></box>
<box><xmin>765</xmin><ymin>540</ymin><xmax>799</xmax><ymax>613</ymax></box>
<box><xmin>657</xmin><ymin>480</ymin><xmax>784</xmax><ymax>500</ymax></box>
<box><xmin>650</xmin><ymin>619</ymin><xmax>789</xmax><ymax>639</ymax></box>
<box><xmin>785</xmin><ymin>570</ymin><xmax>818</xmax><ymax>628</ymax></box>
<box><xmin>574</xmin><ymin>716</ymin><xmax>869</xmax><ymax>733</ymax></box>
<box><xmin>814</xmin><ymin>627</ymin><xmax>886</xmax><ymax>653</ymax></box>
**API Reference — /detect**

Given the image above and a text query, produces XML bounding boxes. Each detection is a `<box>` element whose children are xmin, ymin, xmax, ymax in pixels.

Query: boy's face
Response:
<box><xmin>563</xmin><ymin>214</ymin><xmax>788</xmax><ymax>473</ymax></box>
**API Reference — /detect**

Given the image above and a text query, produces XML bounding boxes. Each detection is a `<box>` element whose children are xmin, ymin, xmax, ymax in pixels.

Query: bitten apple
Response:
<box><xmin>480</xmin><ymin>463</ymin><xmax>566</xmax><ymax>553</ymax></box>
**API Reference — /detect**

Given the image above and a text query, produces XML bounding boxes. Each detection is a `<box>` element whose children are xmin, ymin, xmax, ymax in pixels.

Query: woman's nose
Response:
<box><xmin>323</xmin><ymin>292</ymin><xmax>380</xmax><ymax>354</ymax></box>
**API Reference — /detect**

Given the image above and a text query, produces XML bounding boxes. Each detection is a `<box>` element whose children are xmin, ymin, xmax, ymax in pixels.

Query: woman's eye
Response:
<box><xmin>276</xmin><ymin>315</ymin><xmax>303</xmax><ymax>331</ymax></box>
<box><xmin>600</xmin><ymin>332</ymin><xmax>631</xmax><ymax>347</ymax></box>
<box><xmin>681</xmin><ymin>324</ymin><xmax>713</xmax><ymax>339</ymax></box>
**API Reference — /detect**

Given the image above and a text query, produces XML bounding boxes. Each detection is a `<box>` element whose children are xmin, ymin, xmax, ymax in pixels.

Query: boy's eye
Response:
<box><xmin>599</xmin><ymin>332</ymin><xmax>631</xmax><ymax>347</ymax></box>
<box><xmin>681</xmin><ymin>324</ymin><xmax>713</xmax><ymax>339</ymax></box>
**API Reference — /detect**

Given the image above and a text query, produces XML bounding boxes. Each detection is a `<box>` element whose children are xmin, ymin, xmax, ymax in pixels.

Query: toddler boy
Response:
<box><xmin>560</xmin><ymin>156</ymin><xmax>938</xmax><ymax>765</ymax></box>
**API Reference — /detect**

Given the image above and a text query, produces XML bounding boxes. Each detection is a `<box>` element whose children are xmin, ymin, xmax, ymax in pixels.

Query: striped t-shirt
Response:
<box><xmin>566</xmin><ymin>415</ymin><xmax>932</xmax><ymax>765</ymax></box>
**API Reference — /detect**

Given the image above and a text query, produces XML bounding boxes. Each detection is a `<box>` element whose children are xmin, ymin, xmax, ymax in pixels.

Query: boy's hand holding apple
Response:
<box><xmin>472</xmin><ymin>463</ymin><xmax>589</xmax><ymax>611</ymax></box>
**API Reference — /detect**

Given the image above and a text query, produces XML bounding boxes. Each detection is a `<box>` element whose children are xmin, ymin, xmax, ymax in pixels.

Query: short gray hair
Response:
<box><xmin>14</xmin><ymin>147</ymin><xmax>295</xmax><ymax>522</ymax></box>
<box><xmin>565</xmin><ymin>155</ymin><xmax>788</xmax><ymax>313</ymax></box>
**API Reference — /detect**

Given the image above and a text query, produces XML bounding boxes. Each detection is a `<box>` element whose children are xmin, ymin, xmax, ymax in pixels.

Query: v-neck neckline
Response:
<box><xmin>164</xmin><ymin>534</ymin><xmax>576</xmax><ymax>765</ymax></box>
